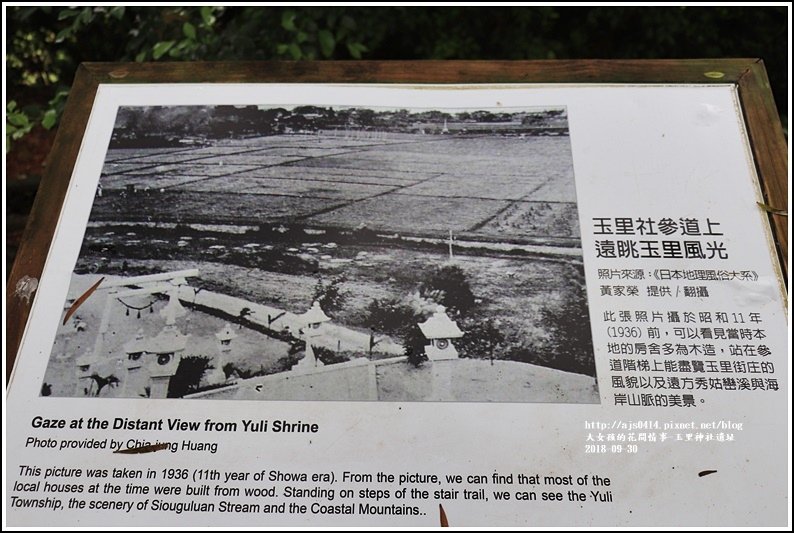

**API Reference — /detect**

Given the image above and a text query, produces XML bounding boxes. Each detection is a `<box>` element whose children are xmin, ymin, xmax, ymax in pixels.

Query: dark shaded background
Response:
<box><xmin>6</xmin><ymin>6</ymin><xmax>789</xmax><ymax>275</ymax></box>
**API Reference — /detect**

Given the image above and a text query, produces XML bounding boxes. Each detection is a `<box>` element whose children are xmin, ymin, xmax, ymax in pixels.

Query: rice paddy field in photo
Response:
<box><xmin>46</xmin><ymin>122</ymin><xmax>596</xmax><ymax>401</ymax></box>
<box><xmin>92</xmin><ymin>134</ymin><xmax>581</xmax><ymax>244</ymax></box>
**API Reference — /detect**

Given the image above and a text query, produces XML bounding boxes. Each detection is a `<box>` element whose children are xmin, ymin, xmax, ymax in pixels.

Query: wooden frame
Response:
<box><xmin>6</xmin><ymin>59</ymin><xmax>788</xmax><ymax>382</ymax></box>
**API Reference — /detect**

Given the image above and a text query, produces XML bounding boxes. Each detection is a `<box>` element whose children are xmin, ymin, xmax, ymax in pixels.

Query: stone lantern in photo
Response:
<box><xmin>215</xmin><ymin>323</ymin><xmax>237</xmax><ymax>354</ymax></box>
<box><xmin>74</xmin><ymin>351</ymin><xmax>99</xmax><ymax>396</ymax></box>
<box><xmin>159</xmin><ymin>288</ymin><xmax>187</xmax><ymax>323</ymax></box>
<box><xmin>293</xmin><ymin>301</ymin><xmax>331</xmax><ymax>371</ymax></box>
<box><xmin>211</xmin><ymin>323</ymin><xmax>238</xmax><ymax>383</ymax></box>
<box><xmin>145</xmin><ymin>288</ymin><xmax>189</xmax><ymax>398</ymax></box>
<box><xmin>418</xmin><ymin>306</ymin><xmax>463</xmax><ymax>361</ymax></box>
<box><xmin>123</xmin><ymin>329</ymin><xmax>148</xmax><ymax>371</ymax></box>
<box><xmin>122</xmin><ymin>328</ymin><xmax>148</xmax><ymax>396</ymax></box>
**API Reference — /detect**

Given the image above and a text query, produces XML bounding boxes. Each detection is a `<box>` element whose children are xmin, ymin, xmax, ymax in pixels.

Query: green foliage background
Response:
<box><xmin>6</xmin><ymin>5</ymin><xmax>788</xmax><ymax>149</ymax></box>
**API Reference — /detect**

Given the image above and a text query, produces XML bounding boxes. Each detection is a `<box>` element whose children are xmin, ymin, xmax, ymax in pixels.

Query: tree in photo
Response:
<box><xmin>167</xmin><ymin>355</ymin><xmax>214</xmax><ymax>398</ymax></box>
<box><xmin>403</xmin><ymin>324</ymin><xmax>428</xmax><ymax>368</ymax></box>
<box><xmin>419</xmin><ymin>264</ymin><xmax>476</xmax><ymax>315</ymax></box>
<box><xmin>88</xmin><ymin>373</ymin><xmax>121</xmax><ymax>397</ymax></box>
<box><xmin>238</xmin><ymin>306</ymin><xmax>253</xmax><ymax>319</ymax></box>
<box><xmin>456</xmin><ymin>316</ymin><xmax>506</xmax><ymax>363</ymax></box>
<box><xmin>312</xmin><ymin>274</ymin><xmax>349</xmax><ymax>317</ymax></box>
<box><xmin>364</xmin><ymin>297</ymin><xmax>423</xmax><ymax>339</ymax></box>
<box><xmin>222</xmin><ymin>362</ymin><xmax>237</xmax><ymax>380</ymax></box>
<box><xmin>537</xmin><ymin>274</ymin><xmax>596</xmax><ymax>377</ymax></box>
<box><xmin>313</xmin><ymin>345</ymin><xmax>350</xmax><ymax>365</ymax></box>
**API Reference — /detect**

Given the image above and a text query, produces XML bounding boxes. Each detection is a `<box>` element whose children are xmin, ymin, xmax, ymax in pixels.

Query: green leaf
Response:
<box><xmin>57</xmin><ymin>8</ymin><xmax>79</xmax><ymax>21</ymax></box>
<box><xmin>135</xmin><ymin>50</ymin><xmax>147</xmax><ymax>62</ymax></box>
<box><xmin>42</xmin><ymin>109</ymin><xmax>58</xmax><ymax>130</ymax></box>
<box><xmin>281</xmin><ymin>11</ymin><xmax>297</xmax><ymax>32</ymax></box>
<box><xmin>49</xmin><ymin>89</ymin><xmax>70</xmax><ymax>106</ymax></box>
<box><xmin>8</xmin><ymin>113</ymin><xmax>30</xmax><ymax>128</ymax></box>
<box><xmin>288</xmin><ymin>43</ymin><xmax>302</xmax><ymax>60</ymax></box>
<box><xmin>79</xmin><ymin>7</ymin><xmax>92</xmax><ymax>25</ymax></box>
<box><xmin>200</xmin><ymin>6</ymin><xmax>215</xmax><ymax>26</ymax></box>
<box><xmin>7</xmin><ymin>101</ymin><xmax>17</xmax><ymax>112</ymax></box>
<box><xmin>276</xmin><ymin>44</ymin><xmax>289</xmax><ymax>55</ymax></box>
<box><xmin>183</xmin><ymin>22</ymin><xmax>196</xmax><ymax>40</ymax></box>
<box><xmin>55</xmin><ymin>27</ymin><xmax>72</xmax><ymax>43</ymax></box>
<box><xmin>109</xmin><ymin>6</ymin><xmax>125</xmax><ymax>20</ymax></box>
<box><xmin>318</xmin><ymin>29</ymin><xmax>335</xmax><ymax>57</ymax></box>
<box><xmin>346</xmin><ymin>42</ymin><xmax>367</xmax><ymax>59</ymax></box>
<box><xmin>168</xmin><ymin>44</ymin><xmax>183</xmax><ymax>58</ymax></box>
<box><xmin>152</xmin><ymin>41</ymin><xmax>175</xmax><ymax>60</ymax></box>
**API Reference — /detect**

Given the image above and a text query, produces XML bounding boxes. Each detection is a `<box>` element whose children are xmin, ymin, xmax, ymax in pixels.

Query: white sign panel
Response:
<box><xmin>5</xmin><ymin>84</ymin><xmax>788</xmax><ymax>526</ymax></box>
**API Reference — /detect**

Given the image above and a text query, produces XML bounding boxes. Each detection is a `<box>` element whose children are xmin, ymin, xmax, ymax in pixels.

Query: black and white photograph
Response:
<box><xmin>41</xmin><ymin>102</ymin><xmax>597</xmax><ymax>403</ymax></box>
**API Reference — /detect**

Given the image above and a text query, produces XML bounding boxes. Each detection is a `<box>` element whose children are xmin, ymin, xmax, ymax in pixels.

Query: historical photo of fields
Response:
<box><xmin>42</xmin><ymin>102</ymin><xmax>598</xmax><ymax>403</ymax></box>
